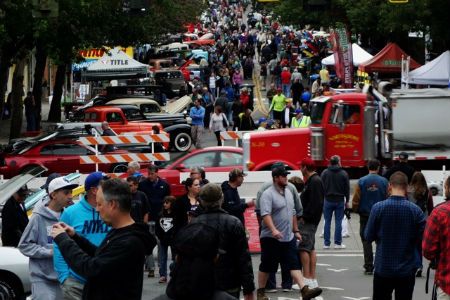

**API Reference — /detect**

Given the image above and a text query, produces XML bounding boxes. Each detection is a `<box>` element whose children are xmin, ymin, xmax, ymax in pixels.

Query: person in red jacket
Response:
<box><xmin>281</xmin><ymin>67</ymin><xmax>292</xmax><ymax>97</ymax></box>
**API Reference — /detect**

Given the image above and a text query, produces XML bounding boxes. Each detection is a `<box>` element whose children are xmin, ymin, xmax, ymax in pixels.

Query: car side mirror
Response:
<box><xmin>175</xmin><ymin>163</ymin><xmax>186</xmax><ymax>171</ymax></box>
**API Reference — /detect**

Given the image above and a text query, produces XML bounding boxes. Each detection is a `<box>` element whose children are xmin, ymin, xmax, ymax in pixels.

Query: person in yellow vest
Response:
<box><xmin>269</xmin><ymin>88</ymin><xmax>287</xmax><ymax>123</ymax></box>
<box><xmin>291</xmin><ymin>108</ymin><xmax>311</xmax><ymax>128</ymax></box>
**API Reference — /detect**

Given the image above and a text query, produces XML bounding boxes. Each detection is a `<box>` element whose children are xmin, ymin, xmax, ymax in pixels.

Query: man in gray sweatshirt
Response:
<box><xmin>18</xmin><ymin>177</ymin><xmax>78</xmax><ymax>300</ymax></box>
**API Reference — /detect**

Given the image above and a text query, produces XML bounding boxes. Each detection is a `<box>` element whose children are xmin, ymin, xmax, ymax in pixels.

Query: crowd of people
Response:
<box><xmin>183</xmin><ymin>0</ymin><xmax>342</xmax><ymax>149</ymax></box>
<box><xmin>2</xmin><ymin>149</ymin><xmax>450</xmax><ymax>300</ymax></box>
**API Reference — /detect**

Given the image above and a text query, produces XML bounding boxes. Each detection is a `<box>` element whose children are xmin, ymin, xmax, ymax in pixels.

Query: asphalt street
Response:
<box><xmin>142</xmin><ymin>210</ymin><xmax>434</xmax><ymax>300</ymax></box>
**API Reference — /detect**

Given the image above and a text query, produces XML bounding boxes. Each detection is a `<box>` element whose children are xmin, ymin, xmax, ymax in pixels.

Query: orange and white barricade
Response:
<box><xmin>78</xmin><ymin>134</ymin><xmax>170</xmax><ymax>171</ymax></box>
<box><xmin>220</xmin><ymin>131</ymin><xmax>247</xmax><ymax>147</ymax></box>
<box><xmin>79</xmin><ymin>153</ymin><xmax>170</xmax><ymax>164</ymax></box>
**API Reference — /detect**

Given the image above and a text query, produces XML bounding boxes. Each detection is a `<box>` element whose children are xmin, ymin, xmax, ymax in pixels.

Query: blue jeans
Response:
<box><xmin>158</xmin><ymin>244</ymin><xmax>173</xmax><ymax>277</ymax></box>
<box><xmin>323</xmin><ymin>200</ymin><xmax>345</xmax><ymax>246</ymax></box>
<box><xmin>282</xmin><ymin>83</ymin><xmax>291</xmax><ymax>97</ymax></box>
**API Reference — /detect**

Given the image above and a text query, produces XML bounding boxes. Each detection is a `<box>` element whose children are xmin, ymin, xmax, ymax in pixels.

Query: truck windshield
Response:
<box><xmin>310</xmin><ymin>102</ymin><xmax>326</xmax><ymax>125</ymax></box>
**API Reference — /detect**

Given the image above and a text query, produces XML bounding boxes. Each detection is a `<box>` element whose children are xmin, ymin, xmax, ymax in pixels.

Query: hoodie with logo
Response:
<box><xmin>18</xmin><ymin>201</ymin><xmax>60</xmax><ymax>284</ymax></box>
<box><xmin>53</xmin><ymin>195</ymin><xmax>110</xmax><ymax>284</ymax></box>
<box><xmin>54</xmin><ymin>222</ymin><xmax>156</xmax><ymax>300</ymax></box>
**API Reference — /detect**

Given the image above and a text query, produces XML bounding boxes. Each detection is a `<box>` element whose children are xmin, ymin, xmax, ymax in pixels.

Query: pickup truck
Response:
<box><xmin>83</xmin><ymin>106</ymin><xmax>192</xmax><ymax>152</ymax></box>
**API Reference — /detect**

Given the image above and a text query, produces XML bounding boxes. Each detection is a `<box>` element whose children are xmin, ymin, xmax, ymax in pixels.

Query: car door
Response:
<box><xmin>39</xmin><ymin>142</ymin><xmax>93</xmax><ymax>174</ymax></box>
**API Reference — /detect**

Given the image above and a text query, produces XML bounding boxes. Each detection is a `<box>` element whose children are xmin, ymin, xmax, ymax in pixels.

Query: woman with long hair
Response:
<box><xmin>173</xmin><ymin>178</ymin><xmax>201</xmax><ymax>232</ymax></box>
<box><xmin>408</xmin><ymin>171</ymin><xmax>433</xmax><ymax>277</ymax></box>
<box><xmin>209</xmin><ymin>106</ymin><xmax>229</xmax><ymax>146</ymax></box>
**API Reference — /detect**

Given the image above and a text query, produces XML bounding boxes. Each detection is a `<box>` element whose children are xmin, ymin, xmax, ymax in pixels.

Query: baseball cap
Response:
<box><xmin>199</xmin><ymin>183</ymin><xmax>223</xmax><ymax>204</ymax></box>
<box><xmin>272</xmin><ymin>165</ymin><xmax>290</xmax><ymax>177</ymax></box>
<box><xmin>258</xmin><ymin>117</ymin><xmax>267</xmax><ymax>124</ymax></box>
<box><xmin>41</xmin><ymin>172</ymin><xmax>62</xmax><ymax>192</ymax></box>
<box><xmin>301</xmin><ymin>157</ymin><xmax>315</xmax><ymax>168</ymax></box>
<box><xmin>229</xmin><ymin>168</ymin><xmax>247</xmax><ymax>179</ymax></box>
<box><xmin>399</xmin><ymin>152</ymin><xmax>408</xmax><ymax>160</ymax></box>
<box><xmin>85</xmin><ymin>172</ymin><xmax>110</xmax><ymax>191</ymax></box>
<box><xmin>295</xmin><ymin>108</ymin><xmax>303</xmax><ymax>114</ymax></box>
<box><xmin>48</xmin><ymin>177</ymin><xmax>79</xmax><ymax>194</ymax></box>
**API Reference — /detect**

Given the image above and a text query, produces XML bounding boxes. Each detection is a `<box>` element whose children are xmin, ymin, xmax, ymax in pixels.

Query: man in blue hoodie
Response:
<box><xmin>53</xmin><ymin>172</ymin><xmax>110</xmax><ymax>300</ymax></box>
<box><xmin>19</xmin><ymin>176</ymin><xmax>78</xmax><ymax>300</ymax></box>
<box><xmin>320</xmin><ymin>155</ymin><xmax>350</xmax><ymax>250</ymax></box>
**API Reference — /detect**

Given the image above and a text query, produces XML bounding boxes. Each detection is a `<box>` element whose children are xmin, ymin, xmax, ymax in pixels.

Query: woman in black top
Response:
<box><xmin>173</xmin><ymin>178</ymin><xmax>201</xmax><ymax>232</ymax></box>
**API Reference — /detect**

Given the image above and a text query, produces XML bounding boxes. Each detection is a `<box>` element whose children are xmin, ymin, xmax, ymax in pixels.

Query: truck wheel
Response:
<box><xmin>172</xmin><ymin>131</ymin><xmax>192</xmax><ymax>152</ymax></box>
<box><xmin>0</xmin><ymin>276</ymin><xmax>23</xmax><ymax>300</ymax></box>
<box><xmin>430</xmin><ymin>187</ymin><xmax>439</xmax><ymax>196</ymax></box>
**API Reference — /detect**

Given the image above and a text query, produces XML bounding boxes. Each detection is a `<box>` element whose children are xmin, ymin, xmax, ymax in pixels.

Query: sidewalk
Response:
<box><xmin>0</xmin><ymin>99</ymin><xmax>53</xmax><ymax>145</ymax></box>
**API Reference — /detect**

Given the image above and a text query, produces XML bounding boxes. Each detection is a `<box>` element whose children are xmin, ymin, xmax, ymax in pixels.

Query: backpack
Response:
<box><xmin>166</xmin><ymin>223</ymin><xmax>220</xmax><ymax>300</ymax></box>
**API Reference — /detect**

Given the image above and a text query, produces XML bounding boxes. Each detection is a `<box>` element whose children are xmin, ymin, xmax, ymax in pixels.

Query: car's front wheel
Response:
<box><xmin>0</xmin><ymin>276</ymin><xmax>24</xmax><ymax>300</ymax></box>
<box><xmin>172</xmin><ymin>131</ymin><xmax>192</xmax><ymax>152</ymax></box>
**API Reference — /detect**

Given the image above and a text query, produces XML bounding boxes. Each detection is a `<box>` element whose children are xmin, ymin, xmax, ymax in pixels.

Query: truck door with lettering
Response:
<box><xmin>325</xmin><ymin>103</ymin><xmax>364</xmax><ymax>166</ymax></box>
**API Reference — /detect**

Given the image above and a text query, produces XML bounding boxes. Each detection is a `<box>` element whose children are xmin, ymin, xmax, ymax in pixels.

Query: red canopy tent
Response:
<box><xmin>358</xmin><ymin>42</ymin><xmax>421</xmax><ymax>73</ymax></box>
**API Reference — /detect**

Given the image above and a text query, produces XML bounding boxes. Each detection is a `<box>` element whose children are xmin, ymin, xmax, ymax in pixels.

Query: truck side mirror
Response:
<box><xmin>337</xmin><ymin>101</ymin><xmax>344</xmax><ymax>124</ymax></box>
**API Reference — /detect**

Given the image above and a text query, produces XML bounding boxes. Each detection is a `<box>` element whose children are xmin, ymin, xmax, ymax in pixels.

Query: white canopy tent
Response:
<box><xmin>83</xmin><ymin>47</ymin><xmax>149</xmax><ymax>80</ymax></box>
<box><xmin>405</xmin><ymin>50</ymin><xmax>450</xmax><ymax>86</ymax></box>
<box><xmin>321</xmin><ymin>43</ymin><xmax>373</xmax><ymax>67</ymax></box>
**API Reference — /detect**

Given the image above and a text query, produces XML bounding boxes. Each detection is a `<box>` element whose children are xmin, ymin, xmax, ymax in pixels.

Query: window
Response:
<box><xmin>329</xmin><ymin>104</ymin><xmax>361</xmax><ymax>125</ymax></box>
<box><xmin>106</xmin><ymin>112</ymin><xmax>123</xmax><ymax>123</ymax></box>
<box><xmin>40</xmin><ymin>144</ymin><xmax>90</xmax><ymax>156</ymax></box>
<box><xmin>182</xmin><ymin>152</ymin><xmax>221</xmax><ymax>168</ymax></box>
<box><xmin>219</xmin><ymin>152</ymin><xmax>243</xmax><ymax>167</ymax></box>
<box><xmin>123</xmin><ymin>108</ymin><xmax>143</xmax><ymax>121</ymax></box>
<box><xmin>310</xmin><ymin>102</ymin><xmax>325</xmax><ymax>125</ymax></box>
<box><xmin>141</xmin><ymin>104</ymin><xmax>161</xmax><ymax>113</ymax></box>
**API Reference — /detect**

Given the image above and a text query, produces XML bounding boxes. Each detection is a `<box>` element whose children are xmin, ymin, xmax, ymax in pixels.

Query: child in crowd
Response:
<box><xmin>155</xmin><ymin>196</ymin><xmax>177</xmax><ymax>283</ymax></box>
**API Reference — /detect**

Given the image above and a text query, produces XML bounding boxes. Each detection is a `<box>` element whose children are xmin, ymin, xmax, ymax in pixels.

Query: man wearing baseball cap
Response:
<box><xmin>18</xmin><ymin>177</ymin><xmax>78</xmax><ymax>300</ymax></box>
<box><xmin>291</xmin><ymin>108</ymin><xmax>311</xmax><ymax>128</ymax></box>
<box><xmin>192</xmin><ymin>183</ymin><xmax>255</xmax><ymax>299</ymax></box>
<box><xmin>383</xmin><ymin>152</ymin><xmax>415</xmax><ymax>183</ymax></box>
<box><xmin>299</xmin><ymin>158</ymin><xmax>324</xmax><ymax>289</ymax></box>
<box><xmin>221</xmin><ymin>168</ymin><xmax>253</xmax><ymax>225</ymax></box>
<box><xmin>257</xmin><ymin>165</ymin><xmax>322</xmax><ymax>300</ymax></box>
<box><xmin>53</xmin><ymin>171</ymin><xmax>110</xmax><ymax>299</ymax></box>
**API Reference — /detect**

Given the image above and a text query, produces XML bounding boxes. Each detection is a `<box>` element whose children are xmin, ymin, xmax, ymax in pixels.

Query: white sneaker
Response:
<box><xmin>334</xmin><ymin>244</ymin><xmax>346</xmax><ymax>249</ymax></box>
<box><xmin>319</xmin><ymin>233</ymin><xmax>324</xmax><ymax>238</ymax></box>
<box><xmin>265</xmin><ymin>288</ymin><xmax>277</xmax><ymax>293</ymax></box>
<box><xmin>303</xmin><ymin>278</ymin><xmax>313</xmax><ymax>287</ymax></box>
<box><xmin>291</xmin><ymin>284</ymin><xmax>300</xmax><ymax>290</ymax></box>
<box><xmin>323</xmin><ymin>245</ymin><xmax>331</xmax><ymax>249</ymax></box>
<box><xmin>312</xmin><ymin>279</ymin><xmax>319</xmax><ymax>288</ymax></box>
<box><xmin>342</xmin><ymin>233</ymin><xmax>350</xmax><ymax>238</ymax></box>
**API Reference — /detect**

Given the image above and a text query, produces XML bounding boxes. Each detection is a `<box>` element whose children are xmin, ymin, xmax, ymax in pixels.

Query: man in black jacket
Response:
<box><xmin>221</xmin><ymin>168</ymin><xmax>254</xmax><ymax>225</ymax></box>
<box><xmin>51</xmin><ymin>178</ymin><xmax>156</xmax><ymax>300</ymax></box>
<box><xmin>299</xmin><ymin>158</ymin><xmax>324</xmax><ymax>289</ymax></box>
<box><xmin>321</xmin><ymin>155</ymin><xmax>350</xmax><ymax>250</ymax></box>
<box><xmin>383</xmin><ymin>152</ymin><xmax>415</xmax><ymax>183</ymax></box>
<box><xmin>192</xmin><ymin>183</ymin><xmax>255</xmax><ymax>300</ymax></box>
<box><xmin>1</xmin><ymin>186</ymin><xmax>29</xmax><ymax>247</ymax></box>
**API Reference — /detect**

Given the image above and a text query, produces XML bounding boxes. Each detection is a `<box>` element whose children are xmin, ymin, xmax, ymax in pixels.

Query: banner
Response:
<box><xmin>331</xmin><ymin>27</ymin><xmax>354</xmax><ymax>88</ymax></box>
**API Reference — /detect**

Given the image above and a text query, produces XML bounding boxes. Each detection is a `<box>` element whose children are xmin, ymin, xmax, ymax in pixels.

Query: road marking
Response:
<box><xmin>327</xmin><ymin>268</ymin><xmax>348</xmax><ymax>272</ymax></box>
<box><xmin>317</xmin><ymin>263</ymin><xmax>332</xmax><ymax>266</ymax></box>
<box><xmin>342</xmin><ymin>297</ymin><xmax>371</xmax><ymax>300</ymax></box>
<box><xmin>321</xmin><ymin>286</ymin><xmax>345</xmax><ymax>291</ymax></box>
<box><xmin>318</xmin><ymin>254</ymin><xmax>363</xmax><ymax>257</ymax></box>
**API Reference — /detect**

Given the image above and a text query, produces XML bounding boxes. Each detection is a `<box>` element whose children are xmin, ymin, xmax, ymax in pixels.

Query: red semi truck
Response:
<box><xmin>243</xmin><ymin>86</ymin><xmax>450</xmax><ymax>174</ymax></box>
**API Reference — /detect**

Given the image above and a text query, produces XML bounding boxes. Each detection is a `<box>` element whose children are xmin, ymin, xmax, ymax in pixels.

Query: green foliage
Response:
<box><xmin>275</xmin><ymin>0</ymin><xmax>449</xmax><ymax>53</ymax></box>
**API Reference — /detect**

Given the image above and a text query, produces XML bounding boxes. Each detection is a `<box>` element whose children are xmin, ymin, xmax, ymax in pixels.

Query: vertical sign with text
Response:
<box><xmin>331</xmin><ymin>27</ymin><xmax>354</xmax><ymax>88</ymax></box>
